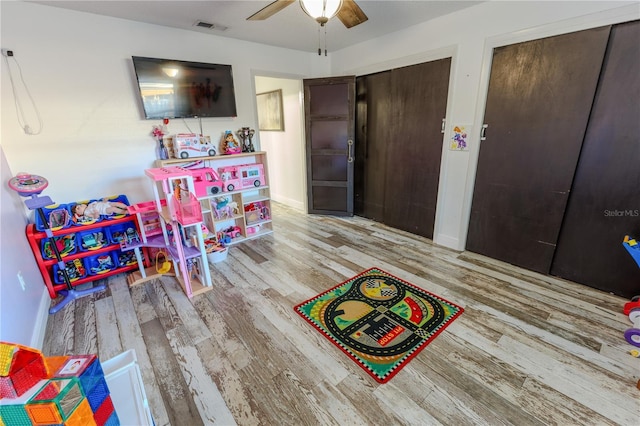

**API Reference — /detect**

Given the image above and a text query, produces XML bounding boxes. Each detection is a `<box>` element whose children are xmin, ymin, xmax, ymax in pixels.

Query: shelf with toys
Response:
<box><xmin>154</xmin><ymin>150</ymin><xmax>274</xmax><ymax>246</ymax></box>
<box><xmin>26</xmin><ymin>213</ymin><xmax>141</xmax><ymax>299</ymax></box>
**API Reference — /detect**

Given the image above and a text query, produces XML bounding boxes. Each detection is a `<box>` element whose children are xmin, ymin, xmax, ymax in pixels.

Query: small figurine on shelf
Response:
<box><xmin>72</xmin><ymin>199</ymin><xmax>129</xmax><ymax>222</ymax></box>
<box><xmin>221</xmin><ymin>130</ymin><xmax>242</xmax><ymax>155</ymax></box>
<box><xmin>237</xmin><ymin>127</ymin><xmax>256</xmax><ymax>153</ymax></box>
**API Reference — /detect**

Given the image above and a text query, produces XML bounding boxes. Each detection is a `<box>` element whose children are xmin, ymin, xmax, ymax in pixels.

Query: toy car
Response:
<box><xmin>189</xmin><ymin>167</ymin><xmax>224</xmax><ymax>197</ymax></box>
<box><xmin>173</xmin><ymin>133</ymin><xmax>216</xmax><ymax>159</ymax></box>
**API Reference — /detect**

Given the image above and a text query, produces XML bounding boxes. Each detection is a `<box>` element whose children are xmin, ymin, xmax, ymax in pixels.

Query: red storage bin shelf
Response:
<box><xmin>26</xmin><ymin>215</ymin><xmax>140</xmax><ymax>299</ymax></box>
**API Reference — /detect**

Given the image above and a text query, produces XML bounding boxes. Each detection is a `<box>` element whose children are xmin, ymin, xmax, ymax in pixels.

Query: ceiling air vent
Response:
<box><xmin>194</xmin><ymin>21</ymin><xmax>228</xmax><ymax>31</ymax></box>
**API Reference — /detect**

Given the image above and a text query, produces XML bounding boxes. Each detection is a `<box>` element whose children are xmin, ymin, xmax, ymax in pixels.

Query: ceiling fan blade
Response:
<box><xmin>247</xmin><ymin>0</ymin><xmax>296</xmax><ymax>21</ymax></box>
<box><xmin>337</xmin><ymin>0</ymin><xmax>368</xmax><ymax>28</ymax></box>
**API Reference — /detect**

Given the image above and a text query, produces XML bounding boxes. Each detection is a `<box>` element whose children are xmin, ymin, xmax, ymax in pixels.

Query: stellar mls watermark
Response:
<box><xmin>604</xmin><ymin>209</ymin><xmax>639</xmax><ymax>217</ymax></box>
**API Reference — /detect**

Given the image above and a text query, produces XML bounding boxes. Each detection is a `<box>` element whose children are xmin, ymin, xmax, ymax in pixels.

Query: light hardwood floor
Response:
<box><xmin>43</xmin><ymin>203</ymin><xmax>640</xmax><ymax>426</ymax></box>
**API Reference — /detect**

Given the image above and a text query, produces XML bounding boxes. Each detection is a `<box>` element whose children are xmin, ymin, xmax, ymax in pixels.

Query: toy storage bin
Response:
<box><xmin>206</xmin><ymin>247</ymin><xmax>228</xmax><ymax>263</ymax></box>
<box><xmin>172</xmin><ymin>192</ymin><xmax>202</xmax><ymax>225</ymax></box>
<box><xmin>34</xmin><ymin>204</ymin><xmax>71</xmax><ymax>231</ymax></box>
<box><xmin>69</xmin><ymin>199</ymin><xmax>103</xmax><ymax>226</ymax></box>
<box><xmin>106</xmin><ymin>223</ymin><xmax>139</xmax><ymax>245</ymax></box>
<box><xmin>77</xmin><ymin>228</ymin><xmax>108</xmax><ymax>252</ymax></box>
<box><xmin>40</xmin><ymin>234</ymin><xmax>77</xmax><ymax>260</ymax></box>
<box><xmin>101</xmin><ymin>194</ymin><xmax>130</xmax><ymax>220</ymax></box>
<box><xmin>113</xmin><ymin>249</ymin><xmax>138</xmax><ymax>268</ymax></box>
<box><xmin>84</xmin><ymin>252</ymin><xmax>117</xmax><ymax>276</ymax></box>
<box><xmin>52</xmin><ymin>259</ymin><xmax>88</xmax><ymax>284</ymax></box>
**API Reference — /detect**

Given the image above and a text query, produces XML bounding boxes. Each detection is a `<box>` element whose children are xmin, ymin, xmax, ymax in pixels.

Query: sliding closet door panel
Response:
<box><xmin>551</xmin><ymin>21</ymin><xmax>640</xmax><ymax>298</ymax></box>
<box><xmin>355</xmin><ymin>72</ymin><xmax>392</xmax><ymax>221</ymax></box>
<box><xmin>383</xmin><ymin>58</ymin><xmax>451</xmax><ymax>238</ymax></box>
<box><xmin>466</xmin><ymin>26</ymin><xmax>611</xmax><ymax>273</ymax></box>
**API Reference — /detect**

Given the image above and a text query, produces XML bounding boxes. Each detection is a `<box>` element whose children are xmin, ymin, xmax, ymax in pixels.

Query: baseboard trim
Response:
<box><xmin>31</xmin><ymin>288</ymin><xmax>50</xmax><ymax>350</ymax></box>
<box><xmin>434</xmin><ymin>233</ymin><xmax>461</xmax><ymax>251</ymax></box>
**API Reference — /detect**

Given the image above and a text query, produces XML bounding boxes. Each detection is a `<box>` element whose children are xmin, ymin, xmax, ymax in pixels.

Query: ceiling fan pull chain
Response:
<box><xmin>318</xmin><ymin>26</ymin><xmax>321</xmax><ymax>56</ymax></box>
<box><xmin>324</xmin><ymin>25</ymin><xmax>328</xmax><ymax>56</ymax></box>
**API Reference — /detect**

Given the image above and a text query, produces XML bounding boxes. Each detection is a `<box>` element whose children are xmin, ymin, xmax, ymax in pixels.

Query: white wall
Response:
<box><xmin>0</xmin><ymin>1</ymin><xmax>329</xmax><ymax>344</ymax></box>
<box><xmin>332</xmin><ymin>1</ymin><xmax>640</xmax><ymax>250</ymax></box>
<box><xmin>255</xmin><ymin>76</ymin><xmax>306</xmax><ymax>211</ymax></box>
<box><xmin>0</xmin><ymin>146</ymin><xmax>49</xmax><ymax>347</ymax></box>
<box><xmin>0</xmin><ymin>1</ymin><xmax>329</xmax><ymax>206</ymax></box>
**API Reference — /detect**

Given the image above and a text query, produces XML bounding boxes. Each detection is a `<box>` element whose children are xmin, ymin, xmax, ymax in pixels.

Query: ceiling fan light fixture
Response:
<box><xmin>300</xmin><ymin>0</ymin><xmax>343</xmax><ymax>26</ymax></box>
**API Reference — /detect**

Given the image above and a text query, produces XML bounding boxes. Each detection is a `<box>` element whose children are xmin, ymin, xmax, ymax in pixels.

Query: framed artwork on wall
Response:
<box><xmin>257</xmin><ymin>89</ymin><xmax>284</xmax><ymax>131</ymax></box>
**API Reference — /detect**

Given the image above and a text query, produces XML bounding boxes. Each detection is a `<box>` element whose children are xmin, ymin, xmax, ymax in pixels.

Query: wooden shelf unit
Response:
<box><xmin>155</xmin><ymin>151</ymin><xmax>273</xmax><ymax>246</ymax></box>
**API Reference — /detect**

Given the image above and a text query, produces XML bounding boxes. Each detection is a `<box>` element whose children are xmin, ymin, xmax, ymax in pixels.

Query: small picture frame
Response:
<box><xmin>257</xmin><ymin>89</ymin><xmax>284</xmax><ymax>131</ymax></box>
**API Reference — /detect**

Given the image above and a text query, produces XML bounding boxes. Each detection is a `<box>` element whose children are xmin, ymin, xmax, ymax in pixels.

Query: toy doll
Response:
<box><xmin>221</xmin><ymin>131</ymin><xmax>241</xmax><ymax>155</ymax></box>
<box><xmin>72</xmin><ymin>199</ymin><xmax>128</xmax><ymax>221</ymax></box>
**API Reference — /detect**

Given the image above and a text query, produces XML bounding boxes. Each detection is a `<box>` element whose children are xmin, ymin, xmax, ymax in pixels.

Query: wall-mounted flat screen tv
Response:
<box><xmin>132</xmin><ymin>56</ymin><xmax>237</xmax><ymax>119</ymax></box>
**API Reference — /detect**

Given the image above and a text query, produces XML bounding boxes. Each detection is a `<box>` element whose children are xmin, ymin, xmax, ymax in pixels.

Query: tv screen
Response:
<box><xmin>132</xmin><ymin>56</ymin><xmax>237</xmax><ymax>119</ymax></box>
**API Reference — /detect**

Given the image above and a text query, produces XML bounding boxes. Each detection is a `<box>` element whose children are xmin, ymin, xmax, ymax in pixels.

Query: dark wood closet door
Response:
<box><xmin>383</xmin><ymin>58</ymin><xmax>451</xmax><ymax>238</ymax></box>
<box><xmin>551</xmin><ymin>20</ymin><xmax>640</xmax><ymax>298</ymax></box>
<box><xmin>304</xmin><ymin>76</ymin><xmax>355</xmax><ymax>216</ymax></box>
<box><xmin>354</xmin><ymin>71</ymin><xmax>392</xmax><ymax>221</ymax></box>
<box><xmin>466</xmin><ymin>26</ymin><xmax>611</xmax><ymax>273</ymax></box>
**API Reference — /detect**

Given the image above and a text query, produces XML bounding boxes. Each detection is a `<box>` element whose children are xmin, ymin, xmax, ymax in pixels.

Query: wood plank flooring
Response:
<box><xmin>42</xmin><ymin>203</ymin><xmax>640</xmax><ymax>425</ymax></box>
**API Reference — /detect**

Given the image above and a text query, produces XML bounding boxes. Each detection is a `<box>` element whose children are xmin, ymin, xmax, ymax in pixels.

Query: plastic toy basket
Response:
<box><xmin>52</xmin><ymin>259</ymin><xmax>87</xmax><ymax>284</ymax></box>
<box><xmin>84</xmin><ymin>252</ymin><xmax>117</xmax><ymax>276</ymax></box>
<box><xmin>41</xmin><ymin>234</ymin><xmax>77</xmax><ymax>260</ymax></box>
<box><xmin>34</xmin><ymin>204</ymin><xmax>71</xmax><ymax>232</ymax></box>
<box><xmin>77</xmin><ymin>228</ymin><xmax>108</xmax><ymax>252</ymax></box>
<box><xmin>106</xmin><ymin>223</ymin><xmax>138</xmax><ymax>245</ymax></box>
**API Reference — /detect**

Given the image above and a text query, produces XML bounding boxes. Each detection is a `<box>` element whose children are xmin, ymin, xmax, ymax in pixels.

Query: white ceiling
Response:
<box><xmin>28</xmin><ymin>1</ymin><xmax>482</xmax><ymax>53</ymax></box>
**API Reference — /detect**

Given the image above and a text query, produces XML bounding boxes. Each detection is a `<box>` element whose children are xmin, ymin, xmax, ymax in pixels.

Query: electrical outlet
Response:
<box><xmin>1</xmin><ymin>49</ymin><xmax>14</xmax><ymax>57</ymax></box>
<box><xmin>17</xmin><ymin>271</ymin><xmax>26</xmax><ymax>290</ymax></box>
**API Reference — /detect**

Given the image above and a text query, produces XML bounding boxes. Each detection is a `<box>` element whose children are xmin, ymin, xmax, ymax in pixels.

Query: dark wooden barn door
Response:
<box><xmin>550</xmin><ymin>20</ymin><xmax>640</xmax><ymax>298</ymax></box>
<box><xmin>304</xmin><ymin>76</ymin><xmax>355</xmax><ymax>216</ymax></box>
<box><xmin>466</xmin><ymin>26</ymin><xmax>611</xmax><ymax>274</ymax></box>
<box><xmin>355</xmin><ymin>58</ymin><xmax>451</xmax><ymax>239</ymax></box>
<box><xmin>383</xmin><ymin>59</ymin><xmax>451</xmax><ymax>238</ymax></box>
<box><xmin>354</xmin><ymin>71</ymin><xmax>392</xmax><ymax>222</ymax></box>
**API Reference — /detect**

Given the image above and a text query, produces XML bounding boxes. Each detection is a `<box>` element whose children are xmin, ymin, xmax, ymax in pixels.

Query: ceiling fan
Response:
<box><xmin>247</xmin><ymin>0</ymin><xmax>368</xmax><ymax>29</ymax></box>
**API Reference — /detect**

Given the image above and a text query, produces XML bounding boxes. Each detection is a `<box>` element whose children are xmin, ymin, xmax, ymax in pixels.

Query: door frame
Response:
<box><xmin>251</xmin><ymin>69</ymin><xmax>308</xmax><ymax>212</ymax></box>
<box><xmin>460</xmin><ymin>5</ymin><xmax>639</xmax><ymax>252</ymax></box>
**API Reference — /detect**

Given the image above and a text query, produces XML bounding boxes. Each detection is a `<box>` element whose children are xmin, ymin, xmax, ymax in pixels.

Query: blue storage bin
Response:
<box><xmin>77</xmin><ymin>228</ymin><xmax>108</xmax><ymax>252</ymax></box>
<box><xmin>113</xmin><ymin>249</ymin><xmax>138</xmax><ymax>268</ymax></box>
<box><xmin>70</xmin><ymin>198</ymin><xmax>103</xmax><ymax>226</ymax></box>
<box><xmin>34</xmin><ymin>203</ymin><xmax>72</xmax><ymax>231</ymax></box>
<box><xmin>52</xmin><ymin>259</ymin><xmax>87</xmax><ymax>284</ymax></box>
<box><xmin>106</xmin><ymin>223</ymin><xmax>138</xmax><ymax>245</ymax></box>
<box><xmin>41</xmin><ymin>234</ymin><xmax>77</xmax><ymax>260</ymax></box>
<box><xmin>100</xmin><ymin>194</ymin><xmax>130</xmax><ymax>221</ymax></box>
<box><xmin>85</xmin><ymin>252</ymin><xmax>117</xmax><ymax>276</ymax></box>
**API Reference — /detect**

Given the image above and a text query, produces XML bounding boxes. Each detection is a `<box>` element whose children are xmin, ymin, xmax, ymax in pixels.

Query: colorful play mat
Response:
<box><xmin>294</xmin><ymin>268</ymin><xmax>464</xmax><ymax>383</ymax></box>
